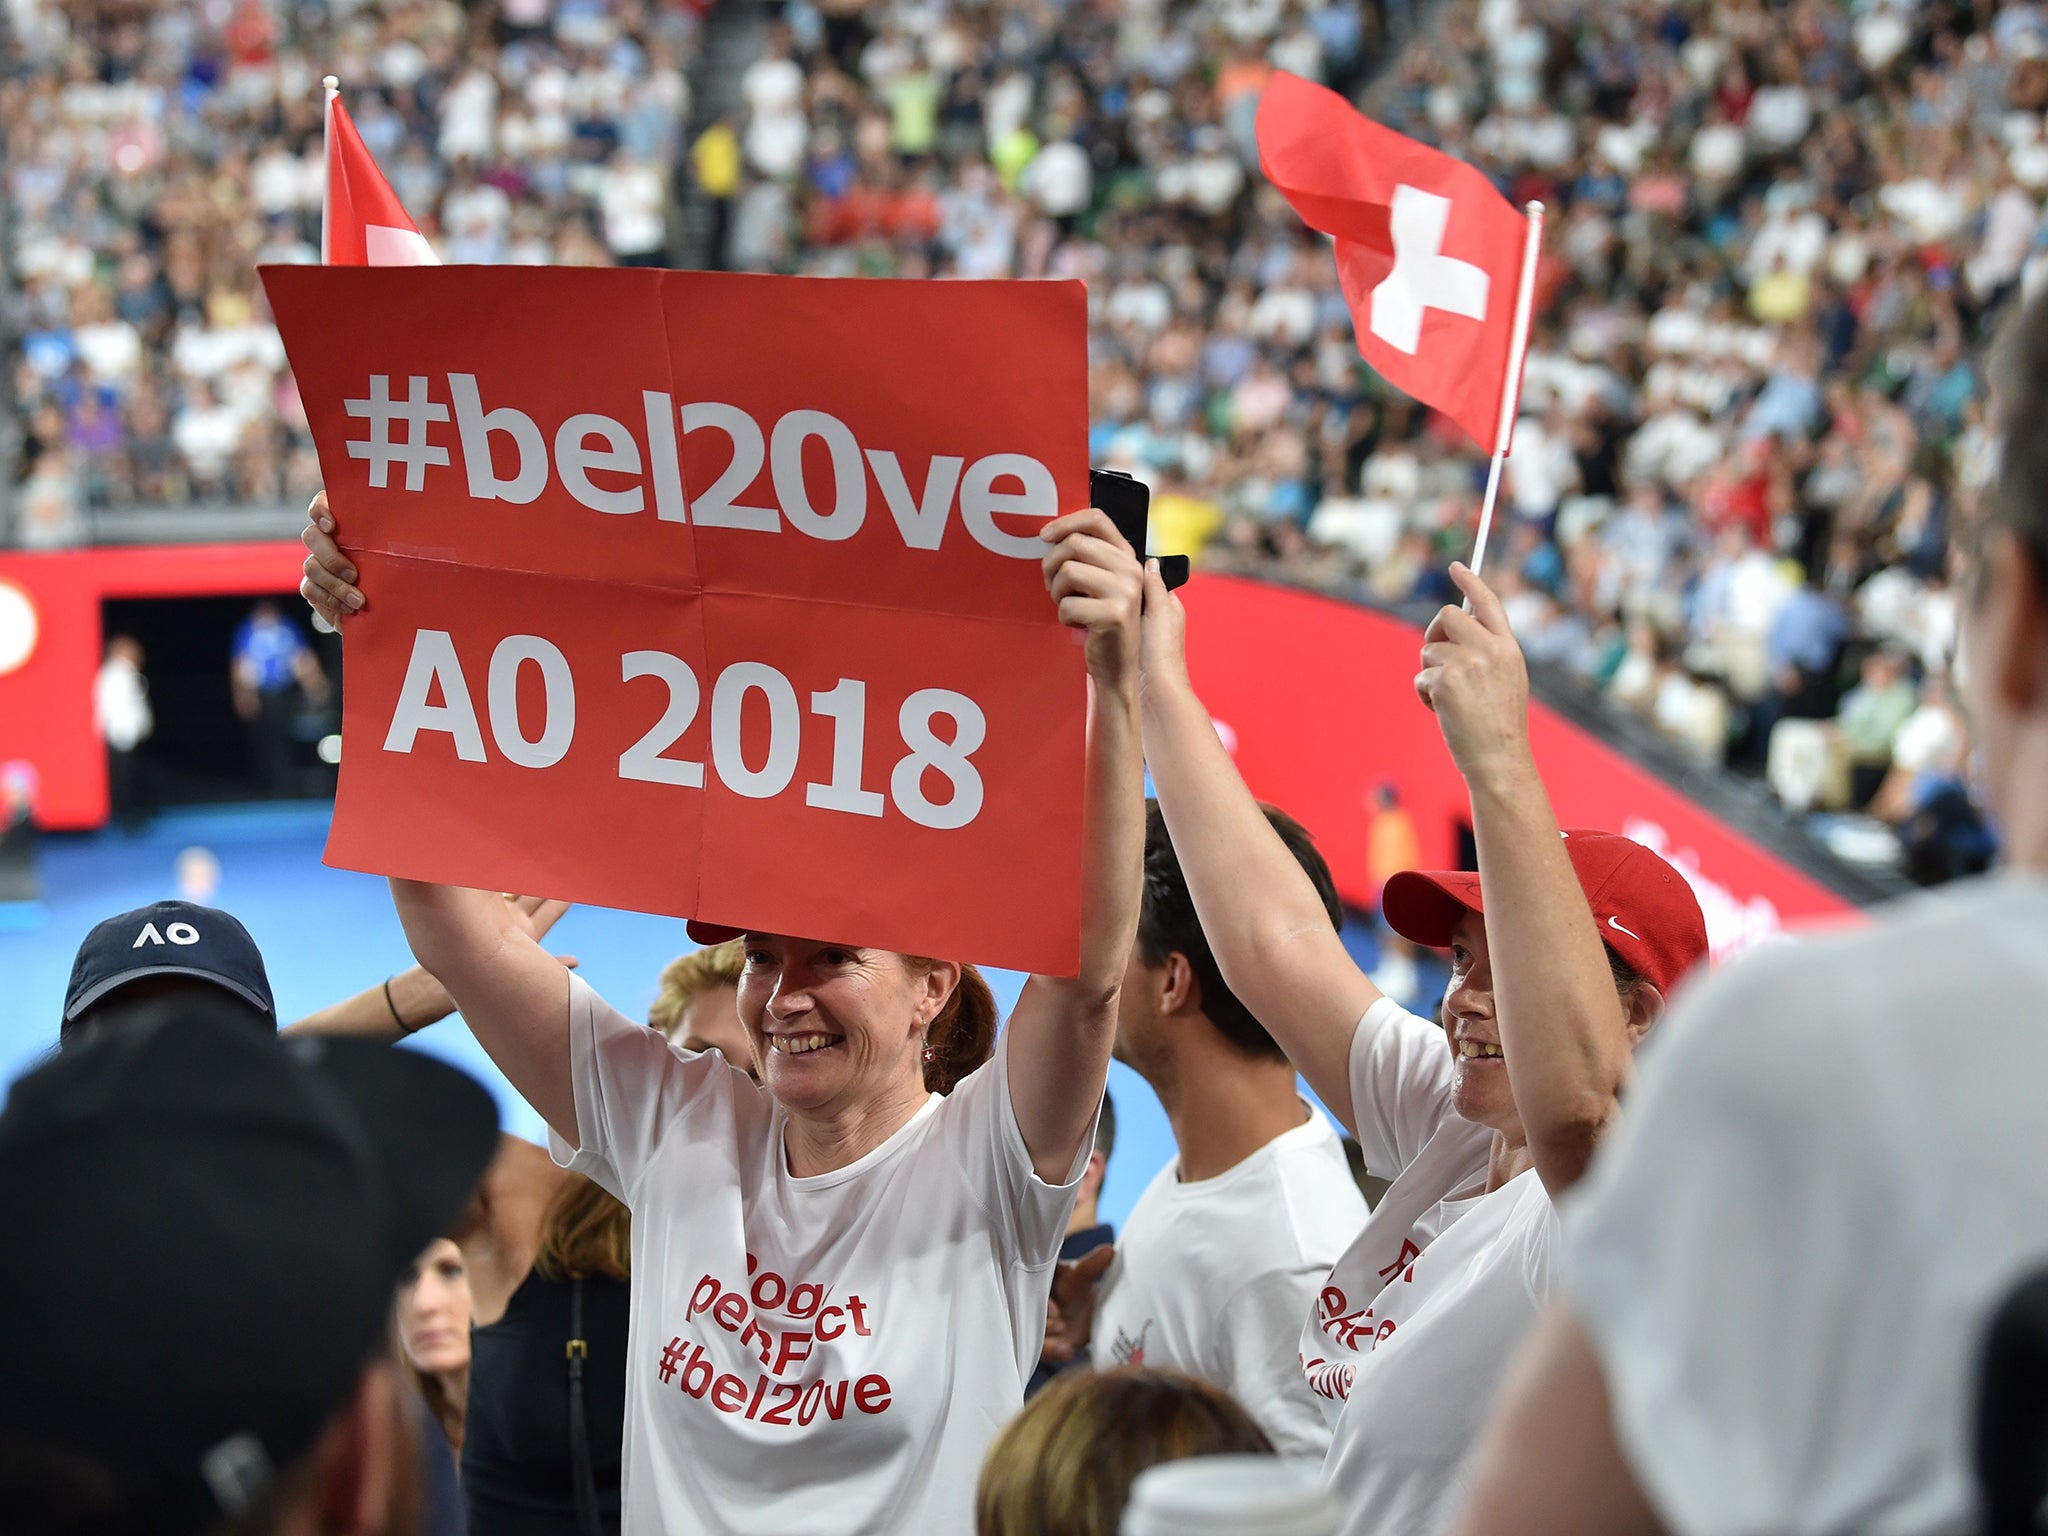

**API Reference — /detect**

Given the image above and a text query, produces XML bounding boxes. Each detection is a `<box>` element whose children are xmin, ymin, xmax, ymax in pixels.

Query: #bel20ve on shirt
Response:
<box><xmin>1302</xmin><ymin>996</ymin><xmax>1561</xmax><ymax>1536</ymax></box>
<box><xmin>551</xmin><ymin>975</ymin><xmax>1088</xmax><ymax>1536</ymax></box>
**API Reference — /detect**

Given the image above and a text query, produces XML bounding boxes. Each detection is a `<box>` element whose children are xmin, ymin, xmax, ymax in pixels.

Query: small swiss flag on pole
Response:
<box><xmin>1257</xmin><ymin>72</ymin><xmax>1542</xmax><ymax>575</ymax></box>
<box><xmin>321</xmin><ymin>76</ymin><xmax>437</xmax><ymax>267</ymax></box>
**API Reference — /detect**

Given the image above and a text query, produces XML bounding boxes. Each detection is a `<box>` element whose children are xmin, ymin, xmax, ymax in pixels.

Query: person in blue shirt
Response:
<box><xmin>231</xmin><ymin>599</ymin><xmax>329</xmax><ymax>796</ymax></box>
<box><xmin>1744</xmin><ymin>572</ymin><xmax>1848</xmax><ymax>766</ymax></box>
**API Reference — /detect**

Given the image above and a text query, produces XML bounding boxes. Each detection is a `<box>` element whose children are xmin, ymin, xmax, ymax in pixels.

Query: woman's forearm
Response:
<box><xmin>1468</xmin><ymin>760</ymin><xmax>1631</xmax><ymax>1195</ymax></box>
<box><xmin>282</xmin><ymin>964</ymin><xmax>453</xmax><ymax>1038</ymax></box>
<box><xmin>1071</xmin><ymin>674</ymin><xmax>1146</xmax><ymax>1001</ymax></box>
<box><xmin>390</xmin><ymin>878</ymin><xmax>580</xmax><ymax>1141</ymax></box>
<box><xmin>1140</xmin><ymin>669</ymin><xmax>1376</xmax><ymax>1120</ymax></box>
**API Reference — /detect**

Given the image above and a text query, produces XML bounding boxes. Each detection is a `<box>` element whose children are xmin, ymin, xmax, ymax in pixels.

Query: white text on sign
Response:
<box><xmin>345</xmin><ymin>374</ymin><xmax>1055</xmax><ymax>558</ymax></box>
<box><xmin>383</xmin><ymin>630</ymin><xmax>987</xmax><ymax>831</ymax></box>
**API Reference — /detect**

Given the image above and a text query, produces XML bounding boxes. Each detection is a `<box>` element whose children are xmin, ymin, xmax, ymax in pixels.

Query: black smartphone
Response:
<box><xmin>1089</xmin><ymin>469</ymin><xmax>1189</xmax><ymax>589</ymax></box>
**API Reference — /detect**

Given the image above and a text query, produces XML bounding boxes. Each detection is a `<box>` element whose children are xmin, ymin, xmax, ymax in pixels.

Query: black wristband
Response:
<box><xmin>383</xmin><ymin>976</ymin><xmax>413</xmax><ymax>1035</ymax></box>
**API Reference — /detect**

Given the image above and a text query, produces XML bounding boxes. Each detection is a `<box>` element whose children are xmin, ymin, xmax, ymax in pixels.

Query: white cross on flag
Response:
<box><xmin>322</xmin><ymin>80</ymin><xmax>438</xmax><ymax>267</ymax></box>
<box><xmin>1256</xmin><ymin>73</ymin><xmax>1530</xmax><ymax>452</ymax></box>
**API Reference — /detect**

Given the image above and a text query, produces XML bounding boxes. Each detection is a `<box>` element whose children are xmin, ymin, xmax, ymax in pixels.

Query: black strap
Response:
<box><xmin>567</xmin><ymin>1277</ymin><xmax>602</xmax><ymax>1536</ymax></box>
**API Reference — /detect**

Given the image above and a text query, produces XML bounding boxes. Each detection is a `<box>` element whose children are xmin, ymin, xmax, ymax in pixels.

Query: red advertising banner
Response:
<box><xmin>1179</xmin><ymin>577</ymin><xmax>1856</xmax><ymax>965</ymax></box>
<box><xmin>260</xmin><ymin>267</ymin><xmax>1089</xmax><ymax>976</ymax></box>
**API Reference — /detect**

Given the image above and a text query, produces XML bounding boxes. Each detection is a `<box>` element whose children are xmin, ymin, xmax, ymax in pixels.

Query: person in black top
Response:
<box><xmin>464</xmin><ymin>1174</ymin><xmax>632</xmax><ymax>1536</ymax></box>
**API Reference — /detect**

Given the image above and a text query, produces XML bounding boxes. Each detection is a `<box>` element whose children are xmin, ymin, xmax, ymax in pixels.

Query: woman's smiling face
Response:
<box><xmin>737</xmin><ymin>937</ymin><xmax>949</xmax><ymax>1117</ymax></box>
<box><xmin>1442</xmin><ymin>910</ymin><xmax>1525</xmax><ymax>1141</ymax></box>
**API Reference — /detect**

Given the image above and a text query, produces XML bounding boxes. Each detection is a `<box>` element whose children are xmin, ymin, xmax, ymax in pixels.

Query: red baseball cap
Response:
<box><xmin>686</xmin><ymin>920</ymin><xmax>745</xmax><ymax>946</ymax></box>
<box><xmin>1380</xmin><ymin>830</ymin><xmax>1709</xmax><ymax>996</ymax></box>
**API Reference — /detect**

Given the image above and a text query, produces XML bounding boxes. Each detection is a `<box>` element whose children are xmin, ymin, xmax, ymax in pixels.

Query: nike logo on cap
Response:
<box><xmin>1607</xmin><ymin>915</ymin><xmax>1641</xmax><ymax>941</ymax></box>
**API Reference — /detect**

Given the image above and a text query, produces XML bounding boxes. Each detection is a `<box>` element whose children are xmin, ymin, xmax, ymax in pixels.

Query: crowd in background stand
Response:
<box><xmin>10</xmin><ymin>0</ymin><xmax>2026</xmax><ymax>877</ymax></box>
<box><xmin>4</xmin><ymin>0</ymin><xmax>700</xmax><ymax>539</ymax></box>
<box><xmin>716</xmin><ymin>0</ymin><xmax>2016</xmax><ymax>879</ymax></box>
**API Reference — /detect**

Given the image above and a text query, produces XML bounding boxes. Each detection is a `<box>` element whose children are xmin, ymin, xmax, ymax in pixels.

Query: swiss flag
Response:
<box><xmin>1257</xmin><ymin>73</ymin><xmax>1526</xmax><ymax>452</ymax></box>
<box><xmin>322</xmin><ymin>83</ymin><xmax>438</xmax><ymax>267</ymax></box>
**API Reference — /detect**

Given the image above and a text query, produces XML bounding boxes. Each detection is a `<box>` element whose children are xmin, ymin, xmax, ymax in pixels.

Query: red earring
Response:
<box><xmin>921</xmin><ymin>1044</ymin><xmax>936</xmax><ymax>1064</ymax></box>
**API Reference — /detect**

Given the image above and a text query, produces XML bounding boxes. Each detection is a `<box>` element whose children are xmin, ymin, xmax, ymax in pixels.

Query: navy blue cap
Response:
<box><xmin>63</xmin><ymin>901</ymin><xmax>275</xmax><ymax>1026</ymax></box>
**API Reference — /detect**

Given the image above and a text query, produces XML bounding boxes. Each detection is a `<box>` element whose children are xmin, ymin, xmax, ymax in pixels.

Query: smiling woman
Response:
<box><xmin>300</xmin><ymin>496</ymin><xmax>1147</xmax><ymax>1536</ymax></box>
<box><xmin>1137</xmin><ymin>555</ymin><xmax>1711</xmax><ymax>1536</ymax></box>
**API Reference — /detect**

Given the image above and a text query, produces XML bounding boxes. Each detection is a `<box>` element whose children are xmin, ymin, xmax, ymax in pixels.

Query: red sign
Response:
<box><xmin>260</xmin><ymin>267</ymin><xmax>1090</xmax><ymax>976</ymax></box>
<box><xmin>1179</xmin><ymin>577</ymin><xmax>1856</xmax><ymax>965</ymax></box>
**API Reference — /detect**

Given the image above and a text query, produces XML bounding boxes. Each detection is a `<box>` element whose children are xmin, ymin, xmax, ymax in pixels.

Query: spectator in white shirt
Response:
<box><xmin>1447</xmin><ymin>271</ymin><xmax>2048</xmax><ymax>1536</ymax></box>
<box><xmin>741</xmin><ymin>28</ymin><xmax>806</xmax><ymax>121</ymax></box>
<box><xmin>1139</xmin><ymin>556</ymin><xmax>1709</xmax><ymax>1536</ymax></box>
<box><xmin>93</xmin><ymin>635</ymin><xmax>152</xmax><ymax>830</ymax></box>
<box><xmin>1048</xmin><ymin>800</ymin><xmax>1367</xmax><ymax>1456</ymax></box>
<box><xmin>170</xmin><ymin>381</ymin><xmax>246</xmax><ymax>493</ymax></box>
<box><xmin>599</xmin><ymin>151</ymin><xmax>669</xmax><ymax>265</ymax></box>
<box><xmin>1022</xmin><ymin>139</ymin><xmax>1092</xmax><ymax>223</ymax></box>
<box><xmin>301</xmin><ymin>498</ymin><xmax>1149</xmax><ymax>1536</ymax></box>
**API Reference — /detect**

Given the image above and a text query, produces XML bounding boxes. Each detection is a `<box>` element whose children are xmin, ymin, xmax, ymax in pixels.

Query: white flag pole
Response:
<box><xmin>320</xmin><ymin>75</ymin><xmax>339</xmax><ymax>264</ymax></box>
<box><xmin>1467</xmin><ymin>200</ymin><xmax>1545</xmax><ymax>584</ymax></box>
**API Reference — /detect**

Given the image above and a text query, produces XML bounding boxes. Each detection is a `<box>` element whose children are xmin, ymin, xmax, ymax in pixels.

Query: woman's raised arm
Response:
<box><xmin>300</xmin><ymin>493</ymin><xmax>583</xmax><ymax>1141</ymax></box>
<box><xmin>1135</xmin><ymin>564</ymin><xmax>1382</xmax><ymax>1133</ymax></box>
<box><xmin>1003</xmin><ymin>510</ymin><xmax>1147</xmax><ymax>1184</ymax></box>
<box><xmin>1418</xmin><ymin>564</ymin><xmax>1635</xmax><ymax>1199</ymax></box>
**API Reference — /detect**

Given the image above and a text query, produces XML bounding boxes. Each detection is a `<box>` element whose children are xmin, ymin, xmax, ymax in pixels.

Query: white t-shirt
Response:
<box><xmin>1091</xmin><ymin>1108</ymin><xmax>1368</xmax><ymax>1456</ymax></box>
<box><xmin>1301</xmin><ymin>998</ymin><xmax>1559</xmax><ymax>1536</ymax></box>
<box><xmin>553</xmin><ymin>977</ymin><xmax>1087</xmax><ymax>1535</ymax></box>
<box><xmin>93</xmin><ymin>657</ymin><xmax>151</xmax><ymax>750</ymax></box>
<box><xmin>1564</xmin><ymin>873</ymin><xmax>2048</xmax><ymax>1536</ymax></box>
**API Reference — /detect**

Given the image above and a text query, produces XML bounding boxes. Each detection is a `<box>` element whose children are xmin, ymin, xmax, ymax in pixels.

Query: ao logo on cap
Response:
<box><xmin>134</xmin><ymin>921</ymin><xmax>202</xmax><ymax>948</ymax></box>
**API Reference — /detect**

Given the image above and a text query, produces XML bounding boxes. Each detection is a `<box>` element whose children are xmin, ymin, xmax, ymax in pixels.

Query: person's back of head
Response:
<box><xmin>976</xmin><ymin>1367</ymin><xmax>1275</xmax><ymax>1536</ymax></box>
<box><xmin>532</xmin><ymin>1172</ymin><xmax>632</xmax><ymax>1285</ymax></box>
<box><xmin>0</xmin><ymin>1000</ymin><xmax>498</xmax><ymax>1536</ymax></box>
<box><xmin>1136</xmin><ymin>800</ymin><xmax>1341</xmax><ymax>1062</ymax></box>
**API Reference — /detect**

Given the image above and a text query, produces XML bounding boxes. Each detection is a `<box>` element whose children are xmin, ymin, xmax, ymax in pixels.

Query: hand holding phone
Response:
<box><xmin>1089</xmin><ymin>469</ymin><xmax>1190</xmax><ymax>589</ymax></box>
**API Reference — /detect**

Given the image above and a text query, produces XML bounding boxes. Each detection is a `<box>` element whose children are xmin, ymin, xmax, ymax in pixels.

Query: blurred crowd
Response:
<box><xmin>1298</xmin><ymin>0</ymin><xmax>2009</xmax><ymax>877</ymax></box>
<box><xmin>713</xmin><ymin>0</ymin><xmax>2015</xmax><ymax>872</ymax></box>
<box><xmin>7</xmin><ymin>0</ymin><xmax>2029</xmax><ymax>874</ymax></box>
<box><xmin>5</xmin><ymin>0</ymin><xmax>699</xmax><ymax>536</ymax></box>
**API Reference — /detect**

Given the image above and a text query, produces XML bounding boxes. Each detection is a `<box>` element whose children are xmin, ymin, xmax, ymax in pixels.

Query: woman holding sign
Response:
<box><xmin>301</xmin><ymin>493</ymin><xmax>1146</xmax><ymax>1536</ymax></box>
<box><xmin>1135</xmin><ymin>556</ymin><xmax>1709</xmax><ymax>1536</ymax></box>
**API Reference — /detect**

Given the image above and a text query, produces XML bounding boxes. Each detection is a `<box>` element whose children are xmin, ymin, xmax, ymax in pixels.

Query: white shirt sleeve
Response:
<box><xmin>1346</xmin><ymin>996</ymin><xmax>1459</xmax><ymax>1179</ymax></box>
<box><xmin>1560</xmin><ymin>946</ymin><xmax>1928</xmax><ymax>1536</ymax></box>
<box><xmin>549</xmin><ymin>973</ymin><xmax>734</xmax><ymax>1205</ymax></box>
<box><xmin>937</xmin><ymin>1024</ymin><xmax>1091</xmax><ymax>1273</ymax></box>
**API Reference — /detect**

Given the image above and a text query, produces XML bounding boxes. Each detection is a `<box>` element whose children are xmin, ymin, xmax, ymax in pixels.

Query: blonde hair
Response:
<box><xmin>977</xmin><ymin>1368</ymin><xmax>1273</xmax><ymax>1536</ymax></box>
<box><xmin>532</xmin><ymin>1172</ymin><xmax>631</xmax><ymax>1283</ymax></box>
<box><xmin>648</xmin><ymin>941</ymin><xmax>745</xmax><ymax>1039</ymax></box>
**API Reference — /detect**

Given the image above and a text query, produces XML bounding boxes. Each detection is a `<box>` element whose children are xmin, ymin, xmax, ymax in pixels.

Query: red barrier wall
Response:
<box><xmin>0</xmin><ymin>554</ymin><xmax>1865</xmax><ymax>952</ymax></box>
<box><xmin>1180</xmin><ymin>576</ymin><xmax>1855</xmax><ymax>960</ymax></box>
<box><xmin>0</xmin><ymin>542</ymin><xmax>306</xmax><ymax>829</ymax></box>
